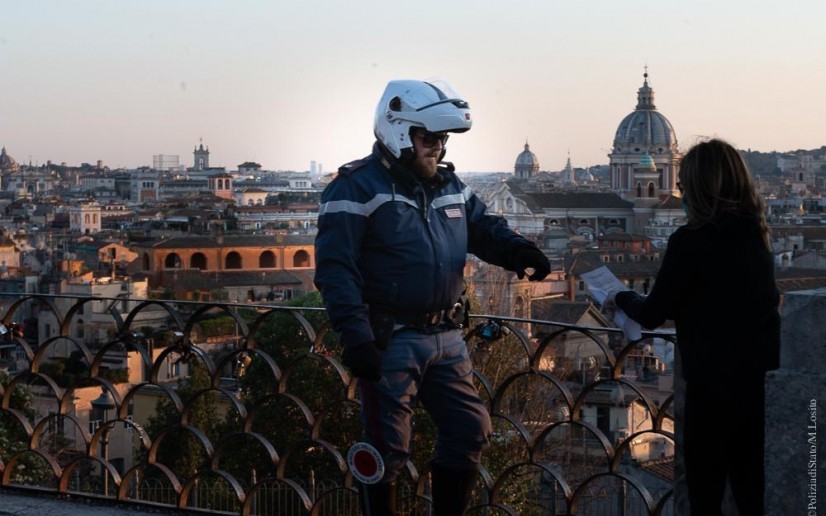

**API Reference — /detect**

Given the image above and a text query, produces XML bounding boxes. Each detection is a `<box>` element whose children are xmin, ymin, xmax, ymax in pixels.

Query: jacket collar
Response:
<box><xmin>372</xmin><ymin>141</ymin><xmax>453</xmax><ymax>190</ymax></box>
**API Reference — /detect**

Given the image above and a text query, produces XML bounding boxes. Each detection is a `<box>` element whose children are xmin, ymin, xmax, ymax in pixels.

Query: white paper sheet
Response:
<box><xmin>580</xmin><ymin>266</ymin><xmax>643</xmax><ymax>341</ymax></box>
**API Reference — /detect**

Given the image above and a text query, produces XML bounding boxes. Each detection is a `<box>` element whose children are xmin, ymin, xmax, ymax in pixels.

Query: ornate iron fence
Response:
<box><xmin>0</xmin><ymin>294</ymin><xmax>677</xmax><ymax>515</ymax></box>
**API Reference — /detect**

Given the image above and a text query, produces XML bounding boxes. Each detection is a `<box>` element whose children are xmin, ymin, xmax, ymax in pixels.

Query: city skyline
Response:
<box><xmin>1</xmin><ymin>1</ymin><xmax>824</xmax><ymax>173</ymax></box>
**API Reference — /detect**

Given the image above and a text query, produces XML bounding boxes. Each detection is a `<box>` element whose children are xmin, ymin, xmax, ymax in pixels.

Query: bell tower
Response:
<box><xmin>193</xmin><ymin>139</ymin><xmax>210</xmax><ymax>171</ymax></box>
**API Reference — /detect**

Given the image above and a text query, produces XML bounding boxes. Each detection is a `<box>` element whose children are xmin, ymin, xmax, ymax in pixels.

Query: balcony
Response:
<box><xmin>0</xmin><ymin>290</ymin><xmax>821</xmax><ymax>515</ymax></box>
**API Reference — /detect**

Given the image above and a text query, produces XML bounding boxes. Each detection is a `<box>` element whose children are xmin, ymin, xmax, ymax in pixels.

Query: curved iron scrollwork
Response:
<box><xmin>0</xmin><ymin>294</ymin><xmax>677</xmax><ymax>515</ymax></box>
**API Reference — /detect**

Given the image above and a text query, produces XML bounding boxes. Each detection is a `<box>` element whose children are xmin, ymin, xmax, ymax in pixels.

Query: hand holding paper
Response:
<box><xmin>580</xmin><ymin>266</ymin><xmax>642</xmax><ymax>341</ymax></box>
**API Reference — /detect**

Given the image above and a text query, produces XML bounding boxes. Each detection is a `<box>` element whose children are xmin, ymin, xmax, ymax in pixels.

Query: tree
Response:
<box><xmin>218</xmin><ymin>292</ymin><xmax>365</xmax><ymax>495</ymax></box>
<box><xmin>141</xmin><ymin>363</ymin><xmax>220</xmax><ymax>482</ymax></box>
<box><xmin>210</xmin><ymin>288</ymin><xmax>229</xmax><ymax>301</ymax></box>
<box><xmin>0</xmin><ymin>373</ymin><xmax>54</xmax><ymax>484</ymax></box>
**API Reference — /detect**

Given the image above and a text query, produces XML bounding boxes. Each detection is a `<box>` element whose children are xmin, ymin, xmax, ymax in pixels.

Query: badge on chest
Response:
<box><xmin>444</xmin><ymin>208</ymin><xmax>463</xmax><ymax>218</ymax></box>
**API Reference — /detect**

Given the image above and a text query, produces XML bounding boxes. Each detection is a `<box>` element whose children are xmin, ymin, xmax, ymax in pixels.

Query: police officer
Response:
<box><xmin>314</xmin><ymin>79</ymin><xmax>550</xmax><ymax>515</ymax></box>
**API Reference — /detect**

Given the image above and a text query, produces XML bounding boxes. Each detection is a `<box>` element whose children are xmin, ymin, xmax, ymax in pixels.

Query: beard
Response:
<box><xmin>412</xmin><ymin>150</ymin><xmax>440</xmax><ymax>178</ymax></box>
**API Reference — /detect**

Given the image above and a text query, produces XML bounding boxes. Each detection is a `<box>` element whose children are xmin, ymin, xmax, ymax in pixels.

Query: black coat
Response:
<box><xmin>616</xmin><ymin>213</ymin><xmax>780</xmax><ymax>389</ymax></box>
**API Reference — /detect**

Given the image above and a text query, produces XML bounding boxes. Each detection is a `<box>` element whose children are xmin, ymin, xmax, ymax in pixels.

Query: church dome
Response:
<box><xmin>515</xmin><ymin>142</ymin><xmax>539</xmax><ymax>168</ymax></box>
<box><xmin>0</xmin><ymin>147</ymin><xmax>18</xmax><ymax>170</ymax></box>
<box><xmin>514</xmin><ymin>142</ymin><xmax>540</xmax><ymax>179</ymax></box>
<box><xmin>613</xmin><ymin>73</ymin><xmax>677</xmax><ymax>152</ymax></box>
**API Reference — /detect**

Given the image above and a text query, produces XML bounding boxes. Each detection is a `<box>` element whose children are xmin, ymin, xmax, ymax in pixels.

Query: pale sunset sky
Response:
<box><xmin>1</xmin><ymin>0</ymin><xmax>823</xmax><ymax>173</ymax></box>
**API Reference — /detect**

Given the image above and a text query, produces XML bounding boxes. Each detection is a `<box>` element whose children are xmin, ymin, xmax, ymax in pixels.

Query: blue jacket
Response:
<box><xmin>314</xmin><ymin>143</ymin><xmax>534</xmax><ymax>347</ymax></box>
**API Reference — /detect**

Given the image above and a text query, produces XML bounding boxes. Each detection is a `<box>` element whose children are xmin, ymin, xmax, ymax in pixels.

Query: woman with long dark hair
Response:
<box><xmin>615</xmin><ymin>138</ymin><xmax>780</xmax><ymax>515</ymax></box>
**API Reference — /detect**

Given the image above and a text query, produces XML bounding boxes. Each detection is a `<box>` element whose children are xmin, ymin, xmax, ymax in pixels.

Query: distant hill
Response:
<box><xmin>741</xmin><ymin>149</ymin><xmax>781</xmax><ymax>177</ymax></box>
<box><xmin>741</xmin><ymin>146</ymin><xmax>826</xmax><ymax>177</ymax></box>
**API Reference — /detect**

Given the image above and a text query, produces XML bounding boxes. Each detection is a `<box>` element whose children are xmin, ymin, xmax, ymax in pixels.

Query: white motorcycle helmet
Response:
<box><xmin>374</xmin><ymin>79</ymin><xmax>472</xmax><ymax>160</ymax></box>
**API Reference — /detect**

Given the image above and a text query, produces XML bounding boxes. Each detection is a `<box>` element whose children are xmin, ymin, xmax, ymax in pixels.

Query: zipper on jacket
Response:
<box><xmin>414</xmin><ymin>185</ymin><xmax>429</xmax><ymax>222</ymax></box>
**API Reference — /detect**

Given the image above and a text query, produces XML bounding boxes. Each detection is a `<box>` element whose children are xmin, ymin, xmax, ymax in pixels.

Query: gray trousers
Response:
<box><xmin>358</xmin><ymin>328</ymin><xmax>492</xmax><ymax>482</ymax></box>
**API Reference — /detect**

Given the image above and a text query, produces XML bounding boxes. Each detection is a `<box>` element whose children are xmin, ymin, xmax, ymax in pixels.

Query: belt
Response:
<box><xmin>394</xmin><ymin>309</ymin><xmax>454</xmax><ymax>328</ymax></box>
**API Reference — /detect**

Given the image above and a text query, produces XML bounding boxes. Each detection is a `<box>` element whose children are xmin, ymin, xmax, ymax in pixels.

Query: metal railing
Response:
<box><xmin>0</xmin><ymin>294</ymin><xmax>677</xmax><ymax>515</ymax></box>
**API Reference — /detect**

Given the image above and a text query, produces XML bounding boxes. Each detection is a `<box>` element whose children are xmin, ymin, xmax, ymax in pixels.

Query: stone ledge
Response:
<box><xmin>0</xmin><ymin>488</ymin><xmax>190</xmax><ymax>516</ymax></box>
<box><xmin>765</xmin><ymin>370</ymin><xmax>824</xmax><ymax>516</ymax></box>
<box><xmin>765</xmin><ymin>287</ymin><xmax>826</xmax><ymax>516</ymax></box>
<box><xmin>779</xmin><ymin>288</ymin><xmax>826</xmax><ymax>373</ymax></box>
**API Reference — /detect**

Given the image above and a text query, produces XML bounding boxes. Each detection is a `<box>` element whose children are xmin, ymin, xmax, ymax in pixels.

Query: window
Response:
<box><xmin>293</xmin><ymin>250</ymin><xmax>311</xmax><ymax>268</ymax></box>
<box><xmin>190</xmin><ymin>253</ymin><xmax>207</xmax><ymax>270</ymax></box>
<box><xmin>259</xmin><ymin>251</ymin><xmax>276</xmax><ymax>268</ymax></box>
<box><xmin>164</xmin><ymin>253</ymin><xmax>182</xmax><ymax>269</ymax></box>
<box><xmin>225</xmin><ymin>251</ymin><xmax>242</xmax><ymax>269</ymax></box>
<box><xmin>596</xmin><ymin>406</ymin><xmax>610</xmax><ymax>436</ymax></box>
<box><xmin>47</xmin><ymin>410</ymin><xmax>64</xmax><ymax>434</ymax></box>
<box><xmin>513</xmin><ymin>297</ymin><xmax>524</xmax><ymax>319</ymax></box>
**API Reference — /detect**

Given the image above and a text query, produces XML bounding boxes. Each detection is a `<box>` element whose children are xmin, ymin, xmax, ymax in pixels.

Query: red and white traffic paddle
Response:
<box><xmin>347</xmin><ymin>442</ymin><xmax>384</xmax><ymax>516</ymax></box>
<box><xmin>347</xmin><ymin>442</ymin><xmax>385</xmax><ymax>485</ymax></box>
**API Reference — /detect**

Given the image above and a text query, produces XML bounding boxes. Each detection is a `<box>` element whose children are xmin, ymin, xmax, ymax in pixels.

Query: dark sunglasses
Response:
<box><xmin>414</xmin><ymin>130</ymin><xmax>449</xmax><ymax>148</ymax></box>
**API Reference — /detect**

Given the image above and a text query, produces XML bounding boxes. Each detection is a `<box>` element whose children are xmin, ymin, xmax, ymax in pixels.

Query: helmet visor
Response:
<box><xmin>403</xmin><ymin>80</ymin><xmax>468</xmax><ymax>111</ymax></box>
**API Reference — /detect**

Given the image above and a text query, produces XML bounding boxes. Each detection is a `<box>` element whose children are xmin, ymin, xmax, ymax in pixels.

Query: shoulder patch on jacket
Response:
<box><xmin>338</xmin><ymin>157</ymin><xmax>369</xmax><ymax>177</ymax></box>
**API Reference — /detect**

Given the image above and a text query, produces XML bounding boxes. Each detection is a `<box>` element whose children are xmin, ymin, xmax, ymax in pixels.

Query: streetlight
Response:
<box><xmin>90</xmin><ymin>389</ymin><xmax>115</xmax><ymax>496</ymax></box>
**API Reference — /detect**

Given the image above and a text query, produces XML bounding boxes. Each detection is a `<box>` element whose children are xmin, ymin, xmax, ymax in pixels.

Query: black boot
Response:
<box><xmin>359</xmin><ymin>481</ymin><xmax>397</xmax><ymax>516</ymax></box>
<box><xmin>430</xmin><ymin>464</ymin><xmax>477</xmax><ymax>516</ymax></box>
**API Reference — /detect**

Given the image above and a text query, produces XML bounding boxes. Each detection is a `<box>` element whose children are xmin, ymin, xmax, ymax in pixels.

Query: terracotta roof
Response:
<box><xmin>771</xmin><ymin>225</ymin><xmax>826</xmax><ymax>240</ymax></box>
<box><xmin>775</xmin><ymin>267</ymin><xmax>826</xmax><ymax>292</ymax></box>
<box><xmin>775</xmin><ymin>267</ymin><xmax>826</xmax><ymax>279</ymax></box>
<box><xmin>531</xmin><ymin>300</ymin><xmax>593</xmax><ymax>325</ymax></box>
<box><xmin>638</xmin><ymin>457</ymin><xmax>675</xmax><ymax>482</ymax></box>
<box><xmin>566</xmin><ymin>250</ymin><xmax>663</xmax><ymax>277</ymax></box>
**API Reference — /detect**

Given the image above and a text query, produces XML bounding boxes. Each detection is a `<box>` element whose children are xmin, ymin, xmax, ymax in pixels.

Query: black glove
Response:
<box><xmin>512</xmin><ymin>245</ymin><xmax>551</xmax><ymax>281</ymax></box>
<box><xmin>341</xmin><ymin>341</ymin><xmax>382</xmax><ymax>381</ymax></box>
